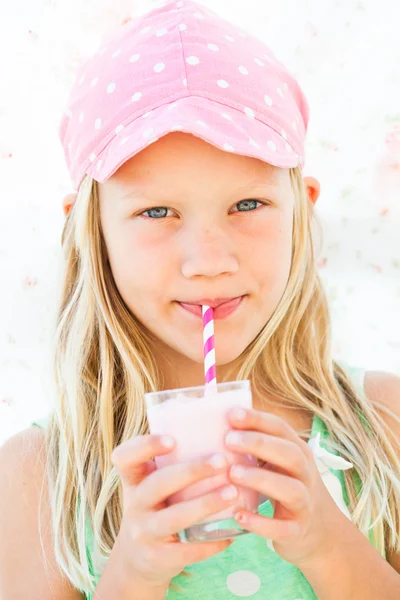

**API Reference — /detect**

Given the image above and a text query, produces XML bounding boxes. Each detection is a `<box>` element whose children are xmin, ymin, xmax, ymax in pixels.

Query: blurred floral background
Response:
<box><xmin>0</xmin><ymin>0</ymin><xmax>399</xmax><ymax>445</ymax></box>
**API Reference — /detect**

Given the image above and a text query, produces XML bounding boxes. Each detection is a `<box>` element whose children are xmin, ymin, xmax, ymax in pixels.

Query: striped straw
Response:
<box><xmin>202</xmin><ymin>305</ymin><xmax>217</xmax><ymax>386</ymax></box>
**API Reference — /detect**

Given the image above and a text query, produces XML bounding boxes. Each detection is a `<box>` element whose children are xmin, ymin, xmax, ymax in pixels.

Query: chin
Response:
<box><xmin>178</xmin><ymin>341</ymin><xmax>247</xmax><ymax>367</ymax></box>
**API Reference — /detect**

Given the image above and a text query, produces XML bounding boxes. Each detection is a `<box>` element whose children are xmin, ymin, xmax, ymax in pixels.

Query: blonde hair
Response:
<box><xmin>42</xmin><ymin>166</ymin><xmax>400</xmax><ymax>597</ymax></box>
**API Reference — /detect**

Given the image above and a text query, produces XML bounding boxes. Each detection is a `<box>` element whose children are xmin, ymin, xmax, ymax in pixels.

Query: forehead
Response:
<box><xmin>99</xmin><ymin>132</ymin><xmax>289</xmax><ymax>199</ymax></box>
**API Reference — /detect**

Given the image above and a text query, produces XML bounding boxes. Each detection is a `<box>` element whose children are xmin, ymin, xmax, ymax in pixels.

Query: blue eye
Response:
<box><xmin>233</xmin><ymin>199</ymin><xmax>263</xmax><ymax>212</ymax></box>
<box><xmin>140</xmin><ymin>199</ymin><xmax>265</xmax><ymax>220</ymax></box>
<box><xmin>142</xmin><ymin>207</ymin><xmax>172</xmax><ymax>219</ymax></box>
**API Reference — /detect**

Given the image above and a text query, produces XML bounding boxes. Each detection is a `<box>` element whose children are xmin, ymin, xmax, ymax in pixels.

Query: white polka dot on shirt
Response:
<box><xmin>238</xmin><ymin>65</ymin><xmax>249</xmax><ymax>75</ymax></box>
<box><xmin>95</xmin><ymin>118</ymin><xmax>102</xmax><ymax>129</ymax></box>
<box><xmin>223</xmin><ymin>143</ymin><xmax>235</xmax><ymax>152</ymax></box>
<box><xmin>264</xmin><ymin>94</ymin><xmax>273</xmax><ymax>106</ymax></box>
<box><xmin>154</xmin><ymin>62</ymin><xmax>165</xmax><ymax>73</ymax></box>
<box><xmin>129</xmin><ymin>53</ymin><xmax>140</xmax><ymax>63</ymax></box>
<box><xmin>112</xmin><ymin>49</ymin><xmax>121</xmax><ymax>58</ymax></box>
<box><xmin>107</xmin><ymin>82</ymin><xmax>116</xmax><ymax>94</ymax></box>
<box><xmin>207</xmin><ymin>43</ymin><xmax>219</xmax><ymax>51</ymax></box>
<box><xmin>218</xmin><ymin>79</ymin><xmax>229</xmax><ymax>88</ymax></box>
<box><xmin>186</xmin><ymin>56</ymin><xmax>200</xmax><ymax>65</ymax></box>
<box><xmin>267</xmin><ymin>140</ymin><xmax>277</xmax><ymax>152</ymax></box>
<box><xmin>156</xmin><ymin>28</ymin><xmax>168</xmax><ymax>37</ymax></box>
<box><xmin>131</xmin><ymin>91</ymin><xmax>142</xmax><ymax>102</ymax></box>
<box><xmin>226</xmin><ymin>570</ymin><xmax>261</xmax><ymax>597</ymax></box>
<box><xmin>179</xmin><ymin>23</ymin><xmax>187</xmax><ymax>31</ymax></box>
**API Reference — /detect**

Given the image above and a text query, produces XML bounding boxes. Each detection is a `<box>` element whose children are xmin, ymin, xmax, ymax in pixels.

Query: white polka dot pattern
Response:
<box><xmin>59</xmin><ymin>0</ymin><xmax>309</xmax><ymax>192</ymax></box>
<box><xmin>226</xmin><ymin>570</ymin><xmax>261</xmax><ymax>596</ymax></box>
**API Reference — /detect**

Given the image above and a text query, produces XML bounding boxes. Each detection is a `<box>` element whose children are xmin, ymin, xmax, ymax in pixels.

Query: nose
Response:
<box><xmin>180</xmin><ymin>226</ymin><xmax>239</xmax><ymax>279</ymax></box>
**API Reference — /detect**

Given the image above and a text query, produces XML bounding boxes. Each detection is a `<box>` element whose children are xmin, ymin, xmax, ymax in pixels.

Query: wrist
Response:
<box><xmin>95</xmin><ymin>528</ymin><xmax>171</xmax><ymax>600</ymax></box>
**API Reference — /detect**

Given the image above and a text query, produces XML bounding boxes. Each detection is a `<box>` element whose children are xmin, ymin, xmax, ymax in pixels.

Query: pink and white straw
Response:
<box><xmin>202</xmin><ymin>305</ymin><xmax>217</xmax><ymax>386</ymax></box>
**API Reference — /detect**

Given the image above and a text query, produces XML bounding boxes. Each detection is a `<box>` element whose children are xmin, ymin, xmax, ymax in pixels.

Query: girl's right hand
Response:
<box><xmin>111</xmin><ymin>434</ymin><xmax>238</xmax><ymax>590</ymax></box>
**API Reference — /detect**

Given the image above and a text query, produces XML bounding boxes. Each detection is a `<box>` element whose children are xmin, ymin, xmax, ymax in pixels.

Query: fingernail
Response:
<box><xmin>230</xmin><ymin>465</ymin><xmax>246</xmax><ymax>480</ymax></box>
<box><xmin>235</xmin><ymin>512</ymin><xmax>246</xmax><ymax>524</ymax></box>
<box><xmin>208</xmin><ymin>453</ymin><xmax>227</xmax><ymax>469</ymax></box>
<box><xmin>226</xmin><ymin>431</ymin><xmax>243</xmax><ymax>446</ymax></box>
<box><xmin>160</xmin><ymin>436</ymin><xmax>175</xmax><ymax>448</ymax></box>
<box><xmin>221</xmin><ymin>485</ymin><xmax>238</xmax><ymax>500</ymax></box>
<box><xmin>230</xmin><ymin>407</ymin><xmax>247</xmax><ymax>421</ymax></box>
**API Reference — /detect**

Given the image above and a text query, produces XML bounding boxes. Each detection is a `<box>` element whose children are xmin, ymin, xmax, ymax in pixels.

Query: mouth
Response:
<box><xmin>176</xmin><ymin>296</ymin><xmax>245</xmax><ymax>320</ymax></box>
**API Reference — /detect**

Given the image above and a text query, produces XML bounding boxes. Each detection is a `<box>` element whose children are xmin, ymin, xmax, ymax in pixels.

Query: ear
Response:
<box><xmin>62</xmin><ymin>193</ymin><xmax>77</xmax><ymax>217</ymax></box>
<box><xmin>303</xmin><ymin>176</ymin><xmax>320</xmax><ymax>205</ymax></box>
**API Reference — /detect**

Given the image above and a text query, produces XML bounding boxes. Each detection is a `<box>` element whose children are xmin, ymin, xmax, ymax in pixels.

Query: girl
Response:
<box><xmin>1</xmin><ymin>1</ymin><xmax>400</xmax><ymax>599</ymax></box>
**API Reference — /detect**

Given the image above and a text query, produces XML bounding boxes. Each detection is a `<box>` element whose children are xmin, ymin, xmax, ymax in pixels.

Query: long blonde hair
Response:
<box><xmin>42</xmin><ymin>166</ymin><xmax>400</xmax><ymax>596</ymax></box>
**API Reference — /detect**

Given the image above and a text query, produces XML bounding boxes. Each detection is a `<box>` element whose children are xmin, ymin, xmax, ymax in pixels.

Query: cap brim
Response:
<box><xmin>84</xmin><ymin>96</ymin><xmax>301</xmax><ymax>187</ymax></box>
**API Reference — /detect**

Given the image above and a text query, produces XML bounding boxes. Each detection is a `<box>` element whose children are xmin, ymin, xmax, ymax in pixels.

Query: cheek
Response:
<box><xmin>107</xmin><ymin>229</ymin><xmax>172</xmax><ymax>300</ymax></box>
<box><xmin>250</xmin><ymin>217</ymin><xmax>292</xmax><ymax>282</ymax></box>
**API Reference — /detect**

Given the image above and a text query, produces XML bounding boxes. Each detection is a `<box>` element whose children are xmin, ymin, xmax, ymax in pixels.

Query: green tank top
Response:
<box><xmin>32</xmin><ymin>361</ymin><xmax>383</xmax><ymax>599</ymax></box>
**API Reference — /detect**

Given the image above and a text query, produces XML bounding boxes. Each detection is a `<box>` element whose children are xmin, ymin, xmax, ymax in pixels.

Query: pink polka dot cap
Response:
<box><xmin>59</xmin><ymin>0</ymin><xmax>310</xmax><ymax>193</ymax></box>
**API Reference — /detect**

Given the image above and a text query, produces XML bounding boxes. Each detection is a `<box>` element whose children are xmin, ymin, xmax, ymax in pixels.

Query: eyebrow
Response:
<box><xmin>119</xmin><ymin>175</ymin><xmax>279</xmax><ymax>202</ymax></box>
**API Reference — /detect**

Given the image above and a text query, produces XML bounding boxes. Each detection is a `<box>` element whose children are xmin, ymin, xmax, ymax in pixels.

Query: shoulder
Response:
<box><xmin>0</xmin><ymin>425</ymin><xmax>47</xmax><ymax>492</ymax></box>
<box><xmin>363</xmin><ymin>370</ymin><xmax>400</xmax><ymax>571</ymax></box>
<box><xmin>364</xmin><ymin>370</ymin><xmax>400</xmax><ymax>446</ymax></box>
<box><xmin>0</xmin><ymin>426</ymin><xmax>83</xmax><ymax>599</ymax></box>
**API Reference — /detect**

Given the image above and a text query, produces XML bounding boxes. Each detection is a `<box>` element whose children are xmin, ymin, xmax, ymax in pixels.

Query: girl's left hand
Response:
<box><xmin>225</xmin><ymin>406</ymin><xmax>347</xmax><ymax>569</ymax></box>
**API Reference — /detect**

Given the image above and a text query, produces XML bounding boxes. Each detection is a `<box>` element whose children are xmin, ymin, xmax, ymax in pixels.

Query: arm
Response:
<box><xmin>0</xmin><ymin>426</ymin><xmax>83</xmax><ymax>599</ymax></box>
<box><xmin>0</xmin><ymin>427</ymin><xmax>168</xmax><ymax>600</ymax></box>
<box><xmin>299</xmin><ymin>507</ymin><xmax>400</xmax><ymax>599</ymax></box>
<box><xmin>93</xmin><ymin>529</ymin><xmax>169</xmax><ymax>600</ymax></box>
<box><xmin>299</xmin><ymin>370</ymin><xmax>400</xmax><ymax>599</ymax></box>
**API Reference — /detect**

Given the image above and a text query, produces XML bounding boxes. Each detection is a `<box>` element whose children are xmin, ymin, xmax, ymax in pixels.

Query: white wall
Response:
<box><xmin>1</xmin><ymin>0</ymin><xmax>399</xmax><ymax>444</ymax></box>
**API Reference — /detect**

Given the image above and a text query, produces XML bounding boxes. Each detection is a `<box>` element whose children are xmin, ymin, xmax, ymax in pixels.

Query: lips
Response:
<box><xmin>177</xmin><ymin>296</ymin><xmax>245</xmax><ymax>319</ymax></box>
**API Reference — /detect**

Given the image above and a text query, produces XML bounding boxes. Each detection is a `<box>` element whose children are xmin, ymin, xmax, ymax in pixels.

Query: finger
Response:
<box><xmin>229</xmin><ymin>465</ymin><xmax>309</xmax><ymax>514</ymax></box>
<box><xmin>225</xmin><ymin>431</ymin><xmax>310</xmax><ymax>482</ymax></box>
<box><xmin>134</xmin><ymin>453</ymin><xmax>229</xmax><ymax>510</ymax></box>
<box><xmin>144</xmin><ymin>483</ymin><xmax>239</xmax><ymax>538</ymax></box>
<box><xmin>233</xmin><ymin>510</ymin><xmax>301</xmax><ymax>542</ymax></box>
<box><xmin>111</xmin><ymin>435</ymin><xmax>175</xmax><ymax>487</ymax></box>
<box><xmin>169</xmin><ymin>538</ymin><xmax>234</xmax><ymax>565</ymax></box>
<box><xmin>227</xmin><ymin>407</ymin><xmax>310</xmax><ymax>452</ymax></box>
